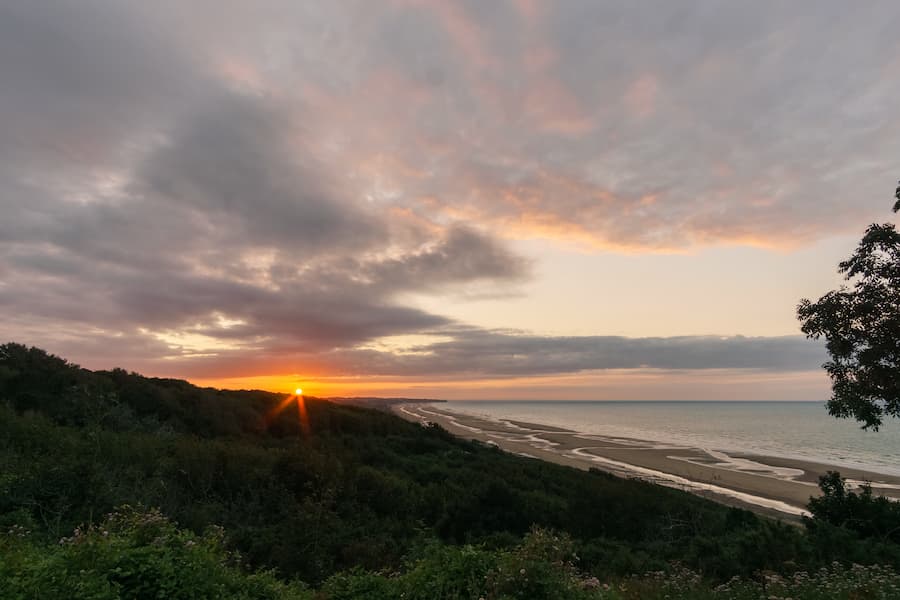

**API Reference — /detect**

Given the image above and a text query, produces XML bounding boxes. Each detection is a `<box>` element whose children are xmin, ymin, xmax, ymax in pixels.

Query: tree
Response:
<box><xmin>805</xmin><ymin>471</ymin><xmax>900</xmax><ymax>543</ymax></box>
<box><xmin>797</xmin><ymin>183</ymin><xmax>900</xmax><ymax>429</ymax></box>
<box><xmin>895</xmin><ymin>180</ymin><xmax>900</xmax><ymax>213</ymax></box>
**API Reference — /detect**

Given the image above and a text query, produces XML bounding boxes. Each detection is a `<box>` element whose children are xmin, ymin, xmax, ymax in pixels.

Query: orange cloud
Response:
<box><xmin>191</xmin><ymin>368</ymin><xmax>829</xmax><ymax>401</ymax></box>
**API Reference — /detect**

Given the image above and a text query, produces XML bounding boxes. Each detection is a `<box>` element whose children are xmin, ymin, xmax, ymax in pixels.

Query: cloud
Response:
<box><xmin>138</xmin><ymin>93</ymin><xmax>388</xmax><ymax>256</ymax></box>
<box><xmin>320</xmin><ymin>331</ymin><xmax>827</xmax><ymax>378</ymax></box>
<box><xmin>85</xmin><ymin>330</ymin><xmax>825</xmax><ymax>381</ymax></box>
<box><xmin>315</xmin><ymin>0</ymin><xmax>900</xmax><ymax>250</ymax></box>
<box><xmin>0</xmin><ymin>0</ymin><xmax>889</xmax><ymax>385</ymax></box>
<box><xmin>0</xmin><ymin>1</ymin><xmax>203</xmax><ymax>174</ymax></box>
<box><xmin>0</xmin><ymin>91</ymin><xmax>526</xmax><ymax>353</ymax></box>
<box><xmin>0</xmin><ymin>1</ymin><xmax>526</xmax><ymax>370</ymax></box>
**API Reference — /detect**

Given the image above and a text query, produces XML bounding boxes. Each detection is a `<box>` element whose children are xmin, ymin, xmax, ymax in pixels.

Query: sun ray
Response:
<box><xmin>296</xmin><ymin>393</ymin><xmax>310</xmax><ymax>437</ymax></box>
<box><xmin>263</xmin><ymin>390</ymin><xmax>311</xmax><ymax>435</ymax></box>
<box><xmin>265</xmin><ymin>394</ymin><xmax>294</xmax><ymax>422</ymax></box>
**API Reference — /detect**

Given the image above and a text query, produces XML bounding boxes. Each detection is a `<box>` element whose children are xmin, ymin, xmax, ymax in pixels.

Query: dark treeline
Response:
<box><xmin>2</xmin><ymin>342</ymin><xmax>899</xmax><ymax>598</ymax></box>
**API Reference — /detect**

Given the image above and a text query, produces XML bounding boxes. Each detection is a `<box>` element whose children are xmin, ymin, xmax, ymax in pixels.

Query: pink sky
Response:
<box><xmin>2</xmin><ymin>1</ymin><xmax>898</xmax><ymax>398</ymax></box>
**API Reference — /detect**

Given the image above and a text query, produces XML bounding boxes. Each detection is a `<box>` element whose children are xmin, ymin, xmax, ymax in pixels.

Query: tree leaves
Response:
<box><xmin>894</xmin><ymin>179</ymin><xmax>899</xmax><ymax>213</ymax></box>
<box><xmin>798</xmin><ymin>189</ymin><xmax>900</xmax><ymax>429</ymax></box>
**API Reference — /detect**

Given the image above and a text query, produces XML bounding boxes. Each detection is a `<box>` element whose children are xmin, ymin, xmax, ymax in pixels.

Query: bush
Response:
<box><xmin>807</xmin><ymin>471</ymin><xmax>900</xmax><ymax>543</ymax></box>
<box><xmin>0</xmin><ymin>506</ymin><xmax>311</xmax><ymax>600</ymax></box>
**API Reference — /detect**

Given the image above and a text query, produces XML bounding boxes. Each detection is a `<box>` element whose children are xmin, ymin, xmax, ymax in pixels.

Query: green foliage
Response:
<box><xmin>806</xmin><ymin>471</ymin><xmax>900</xmax><ymax>545</ymax></box>
<box><xmin>398</xmin><ymin>544</ymin><xmax>497</xmax><ymax>600</ymax></box>
<box><xmin>482</xmin><ymin>528</ymin><xmax>599</xmax><ymax>600</ymax></box>
<box><xmin>611</xmin><ymin>563</ymin><xmax>900</xmax><ymax>599</ymax></box>
<box><xmin>797</xmin><ymin>186</ymin><xmax>900</xmax><ymax>429</ymax></box>
<box><xmin>895</xmin><ymin>179</ymin><xmax>899</xmax><ymax>213</ymax></box>
<box><xmin>321</xmin><ymin>530</ymin><xmax>601</xmax><ymax>600</ymax></box>
<box><xmin>320</xmin><ymin>568</ymin><xmax>398</xmax><ymax>600</ymax></box>
<box><xmin>3</xmin><ymin>343</ymin><xmax>900</xmax><ymax>598</ymax></box>
<box><xmin>0</xmin><ymin>506</ymin><xmax>311</xmax><ymax>599</ymax></box>
<box><xmin>313</xmin><ymin>535</ymin><xmax>900</xmax><ymax>600</ymax></box>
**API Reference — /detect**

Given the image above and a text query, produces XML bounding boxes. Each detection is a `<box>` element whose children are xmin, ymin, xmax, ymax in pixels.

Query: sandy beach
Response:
<box><xmin>395</xmin><ymin>403</ymin><xmax>900</xmax><ymax>521</ymax></box>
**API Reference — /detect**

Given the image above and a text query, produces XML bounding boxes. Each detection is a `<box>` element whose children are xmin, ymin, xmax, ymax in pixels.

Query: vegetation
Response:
<box><xmin>1</xmin><ymin>506</ymin><xmax>310</xmax><ymax>600</ymax></box>
<box><xmin>798</xmin><ymin>182</ymin><xmax>900</xmax><ymax>429</ymax></box>
<box><xmin>806</xmin><ymin>471</ymin><xmax>900</xmax><ymax>544</ymax></box>
<box><xmin>895</xmin><ymin>180</ymin><xmax>900</xmax><ymax>213</ymax></box>
<box><xmin>2</xmin><ymin>342</ymin><xmax>899</xmax><ymax>598</ymax></box>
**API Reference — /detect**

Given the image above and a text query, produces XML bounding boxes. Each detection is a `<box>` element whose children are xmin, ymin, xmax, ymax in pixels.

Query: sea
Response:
<box><xmin>440</xmin><ymin>401</ymin><xmax>900</xmax><ymax>477</ymax></box>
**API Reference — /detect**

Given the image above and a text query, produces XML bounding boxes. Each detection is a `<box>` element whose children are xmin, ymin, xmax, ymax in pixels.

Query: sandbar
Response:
<box><xmin>395</xmin><ymin>403</ymin><xmax>900</xmax><ymax>521</ymax></box>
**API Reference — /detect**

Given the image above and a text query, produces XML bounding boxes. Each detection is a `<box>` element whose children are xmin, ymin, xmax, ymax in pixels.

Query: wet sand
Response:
<box><xmin>395</xmin><ymin>403</ymin><xmax>900</xmax><ymax>521</ymax></box>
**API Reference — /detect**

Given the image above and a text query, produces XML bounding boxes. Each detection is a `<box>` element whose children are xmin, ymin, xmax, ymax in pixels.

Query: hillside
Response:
<box><xmin>2</xmin><ymin>342</ymin><xmax>899</xmax><ymax>598</ymax></box>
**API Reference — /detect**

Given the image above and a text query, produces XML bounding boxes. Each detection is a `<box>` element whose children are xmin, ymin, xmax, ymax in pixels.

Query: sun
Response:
<box><xmin>294</xmin><ymin>387</ymin><xmax>303</xmax><ymax>396</ymax></box>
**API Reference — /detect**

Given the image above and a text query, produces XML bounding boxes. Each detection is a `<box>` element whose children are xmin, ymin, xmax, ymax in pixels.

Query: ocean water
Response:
<box><xmin>441</xmin><ymin>401</ymin><xmax>900</xmax><ymax>476</ymax></box>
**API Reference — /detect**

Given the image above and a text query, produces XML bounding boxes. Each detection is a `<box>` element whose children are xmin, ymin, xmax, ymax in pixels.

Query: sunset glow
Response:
<box><xmin>7</xmin><ymin>4</ymin><xmax>900</xmax><ymax>598</ymax></box>
<box><xmin>2</xmin><ymin>2</ymin><xmax>897</xmax><ymax>401</ymax></box>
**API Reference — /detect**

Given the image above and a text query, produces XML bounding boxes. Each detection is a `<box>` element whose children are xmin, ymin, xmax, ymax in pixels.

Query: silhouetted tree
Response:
<box><xmin>895</xmin><ymin>179</ymin><xmax>900</xmax><ymax>213</ymax></box>
<box><xmin>806</xmin><ymin>471</ymin><xmax>900</xmax><ymax>543</ymax></box>
<box><xmin>797</xmin><ymin>183</ymin><xmax>900</xmax><ymax>429</ymax></box>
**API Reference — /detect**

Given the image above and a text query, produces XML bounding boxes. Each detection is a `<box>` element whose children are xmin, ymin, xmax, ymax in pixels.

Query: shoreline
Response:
<box><xmin>395</xmin><ymin>403</ymin><xmax>900</xmax><ymax>521</ymax></box>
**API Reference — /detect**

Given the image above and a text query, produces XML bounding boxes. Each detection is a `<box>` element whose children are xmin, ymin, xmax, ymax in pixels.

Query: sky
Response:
<box><xmin>2</xmin><ymin>1</ymin><xmax>899</xmax><ymax>400</ymax></box>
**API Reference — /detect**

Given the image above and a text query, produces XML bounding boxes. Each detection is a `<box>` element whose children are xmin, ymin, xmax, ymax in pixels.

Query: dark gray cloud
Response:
<box><xmin>0</xmin><ymin>1</ymin><xmax>525</xmax><ymax>366</ymax></box>
<box><xmin>0</xmin><ymin>95</ymin><xmax>524</xmax><ymax>350</ymax></box>
<box><xmin>108</xmin><ymin>331</ymin><xmax>825</xmax><ymax>380</ymax></box>
<box><xmin>139</xmin><ymin>94</ymin><xmax>388</xmax><ymax>256</ymax></box>
<box><xmin>0</xmin><ymin>0</ymin><xmax>203</xmax><ymax>173</ymax></box>
<box><xmin>0</xmin><ymin>0</ymin><xmax>880</xmax><ymax>381</ymax></box>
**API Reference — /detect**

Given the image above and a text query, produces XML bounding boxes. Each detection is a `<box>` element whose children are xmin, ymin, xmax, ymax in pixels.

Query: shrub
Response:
<box><xmin>0</xmin><ymin>506</ymin><xmax>312</xmax><ymax>600</ymax></box>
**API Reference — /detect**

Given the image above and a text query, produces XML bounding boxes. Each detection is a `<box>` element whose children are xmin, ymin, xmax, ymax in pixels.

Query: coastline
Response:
<box><xmin>395</xmin><ymin>403</ymin><xmax>900</xmax><ymax>521</ymax></box>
